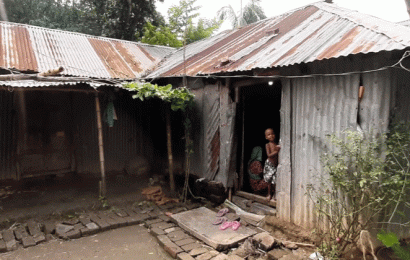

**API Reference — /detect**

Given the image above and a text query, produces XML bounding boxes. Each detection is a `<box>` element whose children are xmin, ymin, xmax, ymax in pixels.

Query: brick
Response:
<box><xmin>65</xmin><ymin>229</ymin><xmax>81</xmax><ymax>239</ymax></box>
<box><xmin>156</xmin><ymin>235</ymin><xmax>173</xmax><ymax>247</ymax></box>
<box><xmin>6</xmin><ymin>239</ymin><xmax>17</xmax><ymax>251</ymax></box>
<box><xmin>148</xmin><ymin>209</ymin><xmax>163</xmax><ymax>218</ymax></box>
<box><xmin>253</xmin><ymin>232</ymin><xmax>276</xmax><ymax>251</ymax></box>
<box><xmin>150</xmin><ymin>228</ymin><xmax>166</xmax><ymax>236</ymax></box>
<box><xmin>97</xmin><ymin>213</ymin><xmax>120</xmax><ymax>229</ymax></box>
<box><xmin>0</xmin><ymin>239</ymin><xmax>6</xmax><ymax>253</ymax></box>
<box><xmin>164</xmin><ymin>243</ymin><xmax>184</xmax><ymax>258</ymax></box>
<box><xmin>56</xmin><ymin>223</ymin><xmax>74</xmax><ymax>236</ymax></box>
<box><xmin>151</xmin><ymin>222</ymin><xmax>175</xmax><ymax>230</ymax></box>
<box><xmin>168</xmin><ymin>230</ymin><xmax>190</xmax><ymax>242</ymax></box>
<box><xmin>114</xmin><ymin>209</ymin><xmax>128</xmax><ymax>217</ymax></box>
<box><xmin>43</xmin><ymin>222</ymin><xmax>56</xmax><ymax>235</ymax></box>
<box><xmin>14</xmin><ymin>227</ymin><xmax>29</xmax><ymax>240</ymax></box>
<box><xmin>1</xmin><ymin>230</ymin><xmax>15</xmax><ymax>242</ymax></box>
<box><xmin>171</xmin><ymin>207</ymin><xmax>186</xmax><ymax>214</ymax></box>
<box><xmin>107</xmin><ymin>213</ymin><xmax>127</xmax><ymax>227</ymax></box>
<box><xmin>33</xmin><ymin>233</ymin><xmax>46</xmax><ymax>244</ymax></box>
<box><xmin>159</xmin><ymin>214</ymin><xmax>172</xmax><ymax>222</ymax></box>
<box><xmin>211</xmin><ymin>254</ymin><xmax>228</xmax><ymax>260</ymax></box>
<box><xmin>21</xmin><ymin>236</ymin><xmax>36</xmax><ymax>248</ymax></box>
<box><xmin>79</xmin><ymin>216</ymin><xmax>92</xmax><ymax>225</ymax></box>
<box><xmin>165</xmin><ymin>227</ymin><xmax>182</xmax><ymax>234</ymax></box>
<box><xmin>175</xmin><ymin>238</ymin><xmax>196</xmax><ymax>247</ymax></box>
<box><xmin>89</xmin><ymin>214</ymin><xmax>110</xmax><ymax>231</ymax></box>
<box><xmin>63</xmin><ymin>219</ymin><xmax>80</xmax><ymax>225</ymax></box>
<box><xmin>189</xmin><ymin>247</ymin><xmax>209</xmax><ymax>257</ymax></box>
<box><xmin>181</xmin><ymin>242</ymin><xmax>202</xmax><ymax>252</ymax></box>
<box><xmin>145</xmin><ymin>218</ymin><xmax>162</xmax><ymax>227</ymax></box>
<box><xmin>177</xmin><ymin>252</ymin><xmax>195</xmax><ymax>260</ymax></box>
<box><xmin>80</xmin><ymin>223</ymin><xmax>100</xmax><ymax>236</ymax></box>
<box><xmin>140</xmin><ymin>206</ymin><xmax>154</xmax><ymax>214</ymax></box>
<box><xmin>226</xmin><ymin>255</ymin><xmax>244</xmax><ymax>260</ymax></box>
<box><xmin>196</xmin><ymin>252</ymin><xmax>213</xmax><ymax>260</ymax></box>
<box><xmin>27</xmin><ymin>221</ymin><xmax>42</xmax><ymax>236</ymax></box>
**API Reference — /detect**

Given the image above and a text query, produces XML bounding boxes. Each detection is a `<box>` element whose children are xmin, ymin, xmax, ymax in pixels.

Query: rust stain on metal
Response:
<box><xmin>9</xmin><ymin>26</ymin><xmax>38</xmax><ymax>71</ymax></box>
<box><xmin>271</xmin><ymin>17</ymin><xmax>333</xmax><ymax>67</ymax></box>
<box><xmin>239</xmin><ymin>6</ymin><xmax>321</xmax><ymax>71</ymax></box>
<box><xmin>162</xmin><ymin>6</ymin><xmax>319</xmax><ymax>76</ymax></box>
<box><xmin>137</xmin><ymin>45</ymin><xmax>156</xmax><ymax>62</ymax></box>
<box><xmin>162</xmin><ymin>24</ymin><xmax>259</xmax><ymax>76</ymax></box>
<box><xmin>317</xmin><ymin>27</ymin><xmax>361</xmax><ymax>60</ymax></box>
<box><xmin>88</xmin><ymin>38</ymin><xmax>135</xmax><ymax>79</ymax></box>
<box><xmin>114</xmin><ymin>41</ymin><xmax>143</xmax><ymax>73</ymax></box>
<box><xmin>352</xmin><ymin>41</ymin><xmax>377</xmax><ymax>54</ymax></box>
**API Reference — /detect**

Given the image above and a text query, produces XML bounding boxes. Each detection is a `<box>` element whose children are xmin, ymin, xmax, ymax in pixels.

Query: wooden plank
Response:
<box><xmin>235</xmin><ymin>191</ymin><xmax>276</xmax><ymax>208</ymax></box>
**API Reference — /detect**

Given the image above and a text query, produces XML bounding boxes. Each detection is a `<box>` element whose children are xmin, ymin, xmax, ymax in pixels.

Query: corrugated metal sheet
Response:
<box><xmin>147</xmin><ymin>2</ymin><xmax>410</xmax><ymax>78</ymax></box>
<box><xmin>276</xmin><ymin>61</ymin><xmax>394</xmax><ymax>229</ymax></box>
<box><xmin>203</xmin><ymin>84</ymin><xmax>220</xmax><ymax>180</ymax></box>
<box><xmin>0</xmin><ymin>21</ymin><xmax>174</xmax><ymax>79</ymax></box>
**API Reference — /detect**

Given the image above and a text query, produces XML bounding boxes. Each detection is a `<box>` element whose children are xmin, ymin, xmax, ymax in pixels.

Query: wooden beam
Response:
<box><xmin>235</xmin><ymin>191</ymin><xmax>277</xmax><ymax>207</ymax></box>
<box><xmin>95</xmin><ymin>93</ymin><xmax>106</xmax><ymax>198</ymax></box>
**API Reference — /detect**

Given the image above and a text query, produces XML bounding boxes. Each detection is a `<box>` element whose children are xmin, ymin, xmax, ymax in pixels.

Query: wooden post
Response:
<box><xmin>95</xmin><ymin>92</ymin><xmax>106</xmax><ymax>198</ymax></box>
<box><xmin>166</xmin><ymin>106</ymin><xmax>175</xmax><ymax>192</ymax></box>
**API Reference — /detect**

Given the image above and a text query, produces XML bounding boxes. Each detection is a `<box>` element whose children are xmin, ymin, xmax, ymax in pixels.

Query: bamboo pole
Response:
<box><xmin>95</xmin><ymin>92</ymin><xmax>106</xmax><ymax>197</ymax></box>
<box><xmin>166</xmin><ymin>106</ymin><xmax>175</xmax><ymax>192</ymax></box>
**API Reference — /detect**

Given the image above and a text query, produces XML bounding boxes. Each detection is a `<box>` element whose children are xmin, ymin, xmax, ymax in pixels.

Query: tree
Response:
<box><xmin>141</xmin><ymin>0</ymin><xmax>221</xmax><ymax>47</ymax></box>
<box><xmin>217</xmin><ymin>0</ymin><xmax>267</xmax><ymax>29</ymax></box>
<box><xmin>3</xmin><ymin>0</ymin><xmax>165</xmax><ymax>41</ymax></box>
<box><xmin>141</xmin><ymin>22</ymin><xmax>183</xmax><ymax>48</ymax></box>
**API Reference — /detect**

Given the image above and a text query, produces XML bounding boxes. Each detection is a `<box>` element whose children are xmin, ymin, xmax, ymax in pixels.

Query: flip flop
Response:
<box><xmin>216</xmin><ymin>208</ymin><xmax>229</xmax><ymax>217</ymax></box>
<box><xmin>219</xmin><ymin>221</ymin><xmax>233</xmax><ymax>230</ymax></box>
<box><xmin>212</xmin><ymin>217</ymin><xmax>227</xmax><ymax>225</ymax></box>
<box><xmin>231</xmin><ymin>221</ymin><xmax>241</xmax><ymax>231</ymax></box>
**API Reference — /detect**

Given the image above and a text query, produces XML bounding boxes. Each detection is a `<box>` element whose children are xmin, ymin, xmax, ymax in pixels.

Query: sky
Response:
<box><xmin>156</xmin><ymin>0</ymin><xmax>410</xmax><ymax>32</ymax></box>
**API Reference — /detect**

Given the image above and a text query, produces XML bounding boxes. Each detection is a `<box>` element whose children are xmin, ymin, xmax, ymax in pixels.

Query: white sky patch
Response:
<box><xmin>156</xmin><ymin>0</ymin><xmax>409</xmax><ymax>32</ymax></box>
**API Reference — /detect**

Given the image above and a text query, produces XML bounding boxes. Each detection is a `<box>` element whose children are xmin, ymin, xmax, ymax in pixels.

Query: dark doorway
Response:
<box><xmin>238</xmin><ymin>80</ymin><xmax>282</xmax><ymax>194</ymax></box>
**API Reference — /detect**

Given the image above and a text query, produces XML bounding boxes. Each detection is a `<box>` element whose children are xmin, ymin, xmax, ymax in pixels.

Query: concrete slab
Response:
<box><xmin>171</xmin><ymin>207</ymin><xmax>258</xmax><ymax>251</ymax></box>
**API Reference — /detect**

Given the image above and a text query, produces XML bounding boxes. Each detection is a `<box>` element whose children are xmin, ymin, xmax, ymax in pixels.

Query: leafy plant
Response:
<box><xmin>307</xmin><ymin>128</ymin><xmax>410</xmax><ymax>257</ymax></box>
<box><xmin>99</xmin><ymin>196</ymin><xmax>109</xmax><ymax>209</ymax></box>
<box><xmin>378</xmin><ymin>230</ymin><xmax>410</xmax><ymax>260</ymax></box>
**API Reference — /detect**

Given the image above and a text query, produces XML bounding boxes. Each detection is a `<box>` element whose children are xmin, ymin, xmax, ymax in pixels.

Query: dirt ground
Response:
<box><xmin>0</xmin><ymin>172</ymin><xmax>171</xmax><ymax>229</ymax></box>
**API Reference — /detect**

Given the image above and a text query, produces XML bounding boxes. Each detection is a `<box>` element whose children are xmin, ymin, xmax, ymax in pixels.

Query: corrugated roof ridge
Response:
<box><xmin>0</xmin><ymin>20</ymin><xmax>175</xmax><ymax>51</ymax></box>
<box><xmin>312</xmin><ymin>1</ymin><xmax>410</xmax><ymax>45</ymax></box>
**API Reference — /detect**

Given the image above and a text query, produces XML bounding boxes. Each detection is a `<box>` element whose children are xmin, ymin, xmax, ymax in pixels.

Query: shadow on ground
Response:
<box><xmin>0</xmin><ymin>172</ymin><xmax>172</xmax><ymax>228</ymax></box>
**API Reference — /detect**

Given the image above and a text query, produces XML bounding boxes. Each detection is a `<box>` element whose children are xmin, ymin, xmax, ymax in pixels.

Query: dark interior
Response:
<box><xmin>239</xmin><ymin>80</ymin><xmax>282</xmax><ymax>194</ymax></box>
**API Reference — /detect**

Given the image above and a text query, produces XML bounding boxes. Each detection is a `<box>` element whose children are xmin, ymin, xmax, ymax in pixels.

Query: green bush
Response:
<box><xmin>307</xmin><ymin>126</ymin><xmax>410</xmax><ymax>257</ymax></box>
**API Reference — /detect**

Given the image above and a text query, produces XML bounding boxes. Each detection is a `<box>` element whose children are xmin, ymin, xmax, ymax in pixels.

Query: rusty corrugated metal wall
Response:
<box><xmin>277</xmin><ymin>55</ymin><xmax>394</xmax><ymax>229</ymax></box>
<box><xmin>0</xmin><ymin>90</ymin><xmax>17</xmax><ymax>180</ymax></box>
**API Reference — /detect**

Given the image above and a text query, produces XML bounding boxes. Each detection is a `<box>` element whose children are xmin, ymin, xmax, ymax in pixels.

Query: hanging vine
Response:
<box><xmin>124</xmin><ymin>81</ymin><xmax>195</xmax><ymax>202</ymax></box>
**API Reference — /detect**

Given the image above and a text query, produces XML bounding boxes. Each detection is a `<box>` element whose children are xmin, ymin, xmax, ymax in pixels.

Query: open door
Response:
<box><xmin>237</xmin><ymin>80</ymin><xmax>282</xmax><ymax>199</ymax></box>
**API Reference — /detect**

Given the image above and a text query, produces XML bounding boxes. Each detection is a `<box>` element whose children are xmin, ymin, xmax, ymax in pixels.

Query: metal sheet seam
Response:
<box><xmin>312</xmin><ymin>2</ymin><xmax>410</xmax><ymax>44</ymax></box>
<box><xmin>108</xmin><ymin>40</ymin><xmax>139</xmax><ymax>79</ymax></box>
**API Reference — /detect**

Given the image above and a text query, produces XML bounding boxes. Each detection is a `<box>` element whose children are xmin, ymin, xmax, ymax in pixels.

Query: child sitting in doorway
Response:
<box><xmin>264</xmin><ymin>128</ymin><xmax>281</xmax><ymax>201</ymax></box>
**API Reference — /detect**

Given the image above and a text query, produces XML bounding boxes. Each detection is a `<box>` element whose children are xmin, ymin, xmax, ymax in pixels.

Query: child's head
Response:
<box><xmin>265</xmin><ymin>128</ymin><xmax>275</xmax><ymax>142</ymax></box>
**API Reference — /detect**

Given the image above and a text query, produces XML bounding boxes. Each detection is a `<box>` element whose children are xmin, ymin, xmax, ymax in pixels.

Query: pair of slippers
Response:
<box><xmin>212</xmin><ymin>208</ymin><xmax>241</xmax><ymax>231</ymax></box>
<box><xmin>219</xmin><ymin>220</ymin><xmax>241</xmax><ymax>231</ymax></box>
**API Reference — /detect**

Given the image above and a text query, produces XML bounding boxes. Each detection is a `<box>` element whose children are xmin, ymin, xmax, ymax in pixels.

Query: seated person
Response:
<box><xmin>248</xmin><ymin>146</ymin><xmax>269</xmax><ymax>193</ymax></box>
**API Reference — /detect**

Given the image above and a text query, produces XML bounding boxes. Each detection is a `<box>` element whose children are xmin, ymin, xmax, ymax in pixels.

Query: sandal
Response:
<box><xmin>212</xmin><ymin>217</ymin><xmax>227</xmax><ymax>225</ymax></box>
<box><xmin>231</xmin><ymin>221</ymin><xmax>241</xmax><ymax>231</ymax></box>
<box><xmin>216</xmin><ymin>208</ymin><xmax>229</xmax><ymax>217</ymax></box>
<box><xmin>219</xmin><ymin>221</ymin><xmax>233</xmax><ymax>230</ymax></box>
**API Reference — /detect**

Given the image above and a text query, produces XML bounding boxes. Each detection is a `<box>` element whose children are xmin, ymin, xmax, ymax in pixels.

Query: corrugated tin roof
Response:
<box><xmin>398</xmin><ymin>19</ymin><xmax>410</xmax><ymax>27</ymax></box>
<box><xmin>0</xmin><ymin>21</ymin><xmax>175</xmax><ymax>79</ymax></box>
<box><xmin>146</xmin><ymin>1</ymin><xmax>410</xmax><ymax>78</ymax></box>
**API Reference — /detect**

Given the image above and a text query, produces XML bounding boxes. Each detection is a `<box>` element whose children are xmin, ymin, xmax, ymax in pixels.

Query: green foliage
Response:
<box><xmin>141</xmin><ymin>0</ymin><xmax>221</xmax><ymax>46</ymax></box>
<box><xmin>141</xmin><ymin>22</ymin><xmax>183</xmax><ymax>47</ymax></box>
<box><xmin>124</xmin><ymin>81</ymin><xmax>194</xmax><ymax>112</ymax></box>
<box><xmin>217</xmin><ymin>0</ymin><xmax>267</xmax><ymax>28</ymax></box>
<box><xmin>378</xmin><ymin>230</ymin><xmax>410</xmax><ymax>260</ymax></box>
<box><xmin>4</xmin><ymin>0</ymin><xmax>165</xmax><ymax>40</ymax></box>
<box><xmin>307</xmin><ymin>129</ymin><xmax>410</xmax><ymax>257</ymax></box>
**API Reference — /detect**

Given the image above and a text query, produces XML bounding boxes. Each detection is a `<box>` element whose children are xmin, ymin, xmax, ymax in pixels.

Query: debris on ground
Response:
<box><xmin>141</xmin><ymin>186</ymin><xmax>179</xmax><ymax>205</ymax></box>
